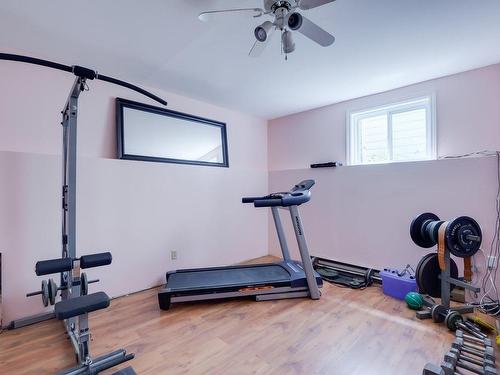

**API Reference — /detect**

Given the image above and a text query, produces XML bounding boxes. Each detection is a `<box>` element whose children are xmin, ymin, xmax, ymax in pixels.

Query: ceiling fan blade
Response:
<box><xmin>198</xmin><ymin>8</ymin><xmax>264</xmax><ymax>22</ymax></box>
<box><xmin>299</xmin><ymin>0</ymin><xmax>336</xmax><ymax>10</ymax></box>
<box><xmin>248</xmin><ymin>27</ymin><xmax>275</xmax><ymax>57</ymax></box>
<box><xmin>292</xmin><ymin>14</ymin><xmax>335</xmax><ymax>47</ymax></box>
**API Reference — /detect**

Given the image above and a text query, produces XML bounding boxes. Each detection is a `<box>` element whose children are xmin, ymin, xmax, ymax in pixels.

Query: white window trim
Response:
<box><xmin>346</xmin><ymin>94</ymin><xmax>437</xmax><ymax>166</ymax></box>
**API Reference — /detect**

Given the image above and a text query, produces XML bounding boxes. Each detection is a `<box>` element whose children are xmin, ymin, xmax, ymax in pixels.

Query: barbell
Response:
<box><xmin>26</xmin><ymin>273</ymin><xmax>98</xmax><ymax>307</ymax></box>
<box><xmin>410</xmin><ymin>213</ymin><xmax>482</xmax><ymax>258</ymax></box>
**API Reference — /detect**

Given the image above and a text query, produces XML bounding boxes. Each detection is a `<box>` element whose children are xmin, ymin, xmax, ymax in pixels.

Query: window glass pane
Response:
<box><xmin>392</xmin><ymin>108</ymin><xmax>427</xmax><ymax>161</ymax></box>
<box><xmin>360</xmin><ymin>114</ymin><xmax>388</xmax><ymax>164</ymax></box>
<box><xmin>349</xmin><ymin>96</ymin><xmax>434</xmax><ymax>166</ymax></box>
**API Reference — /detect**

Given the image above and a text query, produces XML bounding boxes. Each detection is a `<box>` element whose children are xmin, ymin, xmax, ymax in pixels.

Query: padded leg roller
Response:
<box><xmin>80</xmin><ymin>252</ymin><xmax>112</xmax><ymax>269</ymax></box>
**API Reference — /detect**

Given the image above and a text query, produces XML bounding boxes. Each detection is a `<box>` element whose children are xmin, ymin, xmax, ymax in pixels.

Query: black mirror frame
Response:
<box><xmin>116</xmin><ymin>98</ymin><xmax>229</xmax><ymax>168</ymax></box>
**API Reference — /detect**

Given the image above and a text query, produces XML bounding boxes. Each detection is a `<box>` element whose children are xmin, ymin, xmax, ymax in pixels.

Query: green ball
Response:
<box><xmin>405</xmin><ymin>292</ymin><xmax>423</xmax><ymax>310</ymax></box>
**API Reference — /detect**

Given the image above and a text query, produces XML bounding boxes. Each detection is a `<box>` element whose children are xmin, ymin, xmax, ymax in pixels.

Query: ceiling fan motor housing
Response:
<box><xmin>264</xmin><ymin>0</ymin><xmax>295</xmax><ymax>12</ymax></box>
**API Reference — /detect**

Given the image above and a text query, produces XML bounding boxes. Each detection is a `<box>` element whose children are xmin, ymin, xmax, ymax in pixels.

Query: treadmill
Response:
<box><xmin>158</xmin><ymin>180</ymin><xmax>322</xmax><ymax>310</ymax></box>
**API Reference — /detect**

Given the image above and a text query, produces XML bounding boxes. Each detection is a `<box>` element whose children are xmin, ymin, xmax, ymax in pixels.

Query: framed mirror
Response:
<box><xmin>116</xmin><ymin>98</ymin><xmax>229</xmax><ymax>167</ymax></box>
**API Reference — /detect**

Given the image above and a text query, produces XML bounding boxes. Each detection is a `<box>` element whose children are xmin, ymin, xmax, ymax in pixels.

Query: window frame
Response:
<box><xmin>346</xmin><ymin>94</ymin><xmax>437</xmax><ymax>166</ymax></box>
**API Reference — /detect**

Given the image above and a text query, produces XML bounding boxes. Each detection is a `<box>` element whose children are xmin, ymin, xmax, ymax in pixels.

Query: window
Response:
<box><xmin>347</xmin><ymin>96</ymin><xmax>436</xmax><ymax>165</ymax></box>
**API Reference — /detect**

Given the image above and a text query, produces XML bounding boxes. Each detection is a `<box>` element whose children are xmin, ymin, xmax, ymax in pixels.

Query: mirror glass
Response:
<box><xmin>117</xmin><ymin>99</ymin><xmax>228</xmax><ymax>167</ymax></box>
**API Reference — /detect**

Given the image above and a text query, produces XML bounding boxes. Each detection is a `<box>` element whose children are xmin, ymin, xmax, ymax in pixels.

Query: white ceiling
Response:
<box><xmin>1</xmin><ymin>0</ymin><xmax>500</xmax><ymax>119</ymax></box>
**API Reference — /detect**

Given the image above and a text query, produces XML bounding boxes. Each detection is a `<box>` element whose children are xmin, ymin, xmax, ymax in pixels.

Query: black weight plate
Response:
<box><xmin>81</xmin><ymin>273</ymin><xmax>88</xmax><ymax>296</ymax></box>
<box><xmin>416</xmin><ymin>253</ymin><xmax>436</xmax><ymax>293</ymax></box>
<box><xmin>416</xmin><ymin>253</ymin><xmax>436</xmax><ymax>294</ymax></box>
<box><xmin>48</xmin><ymin>278</ymin><xmax>57</xmax><ymax>305</ymax></box>
<box><xmin>41</xmin><ymin>280</ymin><xmax>49</xmax><ymax>307</ymax></box>
<box><xmin>445</xmin><ymin>311</ymin><xmax>463</xmax><ymax>331</ymax></box>
<box><xmin>431</xmin><ymin>304</ymin><xmax>447</xmax><ymax>323</ymax></box>
<box><xmin>410</xmin><ymin>213</ymin><xmax>440</xmax><ymax>248</ymax></box>
<box><xmin>419</xmin><ymin>253</ymin><xmax>458</xmax><ymax>298</ymax></box>
<box><xmin>446</xmin><ymin>216</ymin><xmax>482</xmax><ymax>258</ymax></box>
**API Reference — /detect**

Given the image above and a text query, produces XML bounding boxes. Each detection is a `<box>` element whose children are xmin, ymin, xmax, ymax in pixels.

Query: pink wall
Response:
<box><xmin>269</xmin><ymin>64</ymin><xmax>500</xmax><ymax>171</ymax></box>
<box><xmin>268</xmin><ymin>158</ymin><xmax>497</xmax><ymax>273</ymax></box>
<box><xmin>0</xmin><ymin>61</ymin><xmax>269</xmax><ymax>324</ymax></box>
<box><xmin>268</xmin><ymin>64</ymin><xmax>500</xmax><ymax>287</ymax></box>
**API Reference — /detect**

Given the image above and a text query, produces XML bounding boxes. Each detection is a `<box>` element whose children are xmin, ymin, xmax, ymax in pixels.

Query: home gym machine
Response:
<box><xmin>2</xmin><ymin>53</ymin><xmax>168</xmax><ymax>374</ymax></box>
<box><xmin>410</xmin><ymin>212</ymin><xmax>482</xmax><ymax>328</ymax></box>
<box><xmin>158</xmin><ymin>180</ymin><xmax>322</xmax><ymax>310</ymax></box>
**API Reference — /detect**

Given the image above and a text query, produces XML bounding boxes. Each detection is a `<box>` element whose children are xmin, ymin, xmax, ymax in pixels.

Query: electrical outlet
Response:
<box><xmin>171</xmin><ymin>250</ymin><xmax>177</xmax><ymax>261</ymax></box>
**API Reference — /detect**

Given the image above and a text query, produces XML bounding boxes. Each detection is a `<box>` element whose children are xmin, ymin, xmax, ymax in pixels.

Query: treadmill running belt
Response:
<box><xmin>167</xmin><ymin>265</ymin><xmax>291</xmax><ymax>291</ymax></box>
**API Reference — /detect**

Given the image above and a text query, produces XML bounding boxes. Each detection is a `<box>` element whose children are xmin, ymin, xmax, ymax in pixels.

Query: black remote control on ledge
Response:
<box><xmin>310</xmin><ymin>162</ymin><xmax>342</xmax><ymax>168</ymax></box>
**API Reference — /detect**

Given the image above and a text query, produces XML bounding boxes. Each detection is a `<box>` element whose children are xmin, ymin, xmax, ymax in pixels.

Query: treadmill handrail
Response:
<box><xmin>241</xmin><ymin>180</ymin><xmax>314</xmax><ymax>207</ymax></box>
<box><xmin>254</xmin><ymin>198</ymin><xmax>283</xmax><ymax>207</ymax></box>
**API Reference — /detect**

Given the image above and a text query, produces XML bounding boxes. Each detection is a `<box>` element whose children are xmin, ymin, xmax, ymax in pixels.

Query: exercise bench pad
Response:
<box><xmin>55</xmin><ymin>292</ymin><xmax>110</xmax><ymax>320</ymax></box>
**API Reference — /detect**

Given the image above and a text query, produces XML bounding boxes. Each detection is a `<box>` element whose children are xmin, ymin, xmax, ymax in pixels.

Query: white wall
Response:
<box><xmin>0</xmin><ymin>61</ymin><xmax>269</xmax><ymax>324</ymax></box>
<box><xmin>268</xmin><ymin>64</ymin><xmax>500</xmax><ymax>287</ymax></box>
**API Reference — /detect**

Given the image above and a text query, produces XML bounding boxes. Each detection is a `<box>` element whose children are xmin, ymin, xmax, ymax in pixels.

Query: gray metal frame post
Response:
<box><xmin>61</xmin><ymin>77</ymin><xmax>84</xmax><ymax>300</ymax></box>
<box><xmin>59</xmin><ymin>78</ymin><xmax>85</xmax><ymax>354</ymax></box>
<box><xmin>7</xmin><ymin>78</ymin><xmax>85</xmax><ymax>330</ymax></box>
<box><xmin>441</xmin><ymin>250</ymin><xmax>451</xmax><ymax>308</ymax></box>
<box><xmin>272</xmin><ymin>207</ymin><xmax>291</xmax><ymax>261</ymax></box>
<box><xmin>441</xmin><ymin>248</ymin><xmax>477</xmax><ymax>314</ymax></box>
<box><xmin>58</xmin><ymin>349</ymin><xmax>134</xmax><ymax>375</ymax></box>
<box><xmin>289</xmin><ymin>205</ymin><xmax>321</xmax><ymax>299</ymax></box>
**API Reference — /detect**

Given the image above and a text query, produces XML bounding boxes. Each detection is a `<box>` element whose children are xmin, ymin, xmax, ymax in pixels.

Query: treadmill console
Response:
<box><xmin>242</xmin><ymin>180</ymin><xmax>315</xmax><ymax>207</ymax></box>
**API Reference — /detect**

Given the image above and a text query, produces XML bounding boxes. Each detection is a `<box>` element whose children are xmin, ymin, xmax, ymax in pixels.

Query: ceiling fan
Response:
<box><xmin>198</xmin><ymin>0</ymin><xmax>336</xmax><ymax>59</ymax></box>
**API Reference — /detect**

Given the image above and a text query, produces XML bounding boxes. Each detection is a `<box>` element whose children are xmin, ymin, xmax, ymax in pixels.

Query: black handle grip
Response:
<box><xmin>35</xmin><ymin>258</ymin><xmax>73</xmax><ymax>276</ymax></box>
<box><xmin>242</xmin><ymin>197</ymin><xmax>260</xmax><ymax>203</ymax></box>
<box><xmin>254</xmin><ymin>198</ymin><xmax>282</xmax><ymax>207</ymax></box>
<box><xmin>80</xmin><ymin>252</ymin><xmax>112</xmax><ymax>269</ymax></box>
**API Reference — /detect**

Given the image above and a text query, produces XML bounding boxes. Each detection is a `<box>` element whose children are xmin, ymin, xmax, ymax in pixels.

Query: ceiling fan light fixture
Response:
<box><xmin>282</xmin><ymin>30</ymin><xmax>295</xmax><ymax>54</ymax></box>
<box><xmin>287</xmin><ymin>12</ymin><xmax>303</xmax><ymax>30</ymax></box>
<box><xmin>254</xmin><ymin>21</ymin><xmax>274</xmax><ymax>42</ymax></box>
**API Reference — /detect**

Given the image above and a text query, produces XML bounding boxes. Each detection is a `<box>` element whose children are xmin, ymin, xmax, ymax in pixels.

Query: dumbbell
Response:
<box><xmin>444</xmin><ymin>351</ymin><xmax>497</xmax><ymax>375</ymax></box>
<box><xmin>410</xmin><ymin>213</ymin><xmax>482</xmax><ymax>257</ymax></box>
<box><xmin>455</xmin><ymin>336</ymin><xmax>494</xmax><ymax>353</ymax></box>
<box><xmin>456</xmin><ymin>330</ymin><xmax>492</xmax><ymax>346</ymax></box>
<box><xmin>422</xmin><ymin>363</ymin><xmax>446</xmax><ymax>375</ymax></box>
<box><xmin>452</xmin><ymin>338</ymin><xmax>495</xmax><ymax>362</ymax></box>
<box><xmin>421</xmin><ymin>363</ymin><xmax>461</xmax><ymax>375</ymax></box>
<box><xmin>449</xmin><ymin>348</ymin><xmax>495</xmax><ymax>369</ymax></box>
<box><xmin>430</xmin><ymin>305</ymin><xmax>465</xmax><ymax>331</ymax></box>
<box><xmin>440</xmin><ymin>362</ymin><xmax>460</xmax><ymax>375</ymax></box>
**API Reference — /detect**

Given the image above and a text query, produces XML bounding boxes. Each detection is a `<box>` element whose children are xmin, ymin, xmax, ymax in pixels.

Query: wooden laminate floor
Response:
<box><xmin>1</xmin><ymin>261</ymin><xmax>498</xmax><ymax>374</ymax></box>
